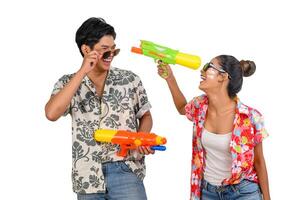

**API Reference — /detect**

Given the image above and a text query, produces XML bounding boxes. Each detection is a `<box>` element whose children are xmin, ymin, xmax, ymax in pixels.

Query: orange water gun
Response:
<box><xmin>94</xmin><ymin>129</ymin><xmax>167</xmax><ymax>157</ymax></box>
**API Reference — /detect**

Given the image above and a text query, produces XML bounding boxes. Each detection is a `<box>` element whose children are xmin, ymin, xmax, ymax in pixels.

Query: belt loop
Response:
<box><xmin>230</xmin><ymin>185</ymin><xmax>238</xmax><ymax>193</ymax></box>
<box><xmin>231</xmin><ymin>181</ymin><xmax>240</xmax><ymax>193</ymax></box>
<box><xmin>102</xmin><ymin>163</ymin><xmax>106</xmax><ymax>174</ymax></box>
<box><xmin>202</xmin><ymin>179</ymin><xmax>208</xmax><ymax>191</ymax></box>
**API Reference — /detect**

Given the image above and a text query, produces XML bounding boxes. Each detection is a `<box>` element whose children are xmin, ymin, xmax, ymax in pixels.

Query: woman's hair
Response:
<box><xmin>216</xmin><ymin>55</ymin><xmax>256</xmax><ymax>98</ymax></box>
<box><xmin>75</xmin><ymin>17</ymin><xmax>116</xmax><ymax>57</ymax></box>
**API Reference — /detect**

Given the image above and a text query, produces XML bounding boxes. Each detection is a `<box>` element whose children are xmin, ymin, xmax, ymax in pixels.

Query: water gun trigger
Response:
<box><xmin>118</xmin><ymin>144</ymin><xmax>137</xmax><ymax>157</ymax></box>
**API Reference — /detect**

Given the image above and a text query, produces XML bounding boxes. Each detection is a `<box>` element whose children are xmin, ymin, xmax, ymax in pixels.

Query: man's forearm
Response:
<box><xmin>138</xmin><ymin>111</ymin><xmax>152</xmax><ymax>132</ymax></box>
<box><xmin>45</xmin><ymin>70</ymin><xmax>86</xmax><ymax>121</ymax></box>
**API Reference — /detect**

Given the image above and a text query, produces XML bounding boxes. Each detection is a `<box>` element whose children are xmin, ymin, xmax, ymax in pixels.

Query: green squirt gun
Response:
<box><xmin>131</xmin><ymin>40</ymin><xmax>201</xmax><ymax>78</ymax></box>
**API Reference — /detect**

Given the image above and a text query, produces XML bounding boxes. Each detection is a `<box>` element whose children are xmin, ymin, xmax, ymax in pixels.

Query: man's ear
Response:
<box><xmin>81</xmin><ymin>44</ymin><xmax>90</xmax><ymax>55</ymax></box>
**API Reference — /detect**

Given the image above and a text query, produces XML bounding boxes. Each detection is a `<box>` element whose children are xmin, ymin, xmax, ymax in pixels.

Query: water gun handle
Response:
<box><xmin>118</xmin><ymin>145</ymin><xmax>128</xmax><ymax>157</ymax></box>
<box><xmin>118</xmin><ymin>144</ymin><xmax>136</xmax><ymax>157</ymax></box>
<box><xmin>132</xmin><ymin>46</ymin><xmax>170</xmax><ymax>79</ymax></box>
<box><xmin>157</xmin><ymin>60</ymin><xmax>169</xmax><ymax>79</ymax></box>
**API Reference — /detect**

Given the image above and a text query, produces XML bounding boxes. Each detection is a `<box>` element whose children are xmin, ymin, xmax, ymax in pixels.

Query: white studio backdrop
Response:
<box><xmin>0</xmin><ymin>0</ymin><xmax>300</xmax><ymax>199</ymax></box>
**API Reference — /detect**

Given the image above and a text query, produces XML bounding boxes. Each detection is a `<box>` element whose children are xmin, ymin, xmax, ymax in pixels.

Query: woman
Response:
<box><xmin>157</xmin><ymin>55</ymin><xmax>270</xmax><ymax>200</ymax></box>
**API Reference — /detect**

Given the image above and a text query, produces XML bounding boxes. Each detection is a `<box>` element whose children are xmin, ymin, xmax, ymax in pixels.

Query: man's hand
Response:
<box><xmin>79</xmin><ymin>50</ymin><xmax>102</xmax><ymax>74</ymax></box>
<box><xmin>138</xmin><ymin>146</ymin><xmax>155</xmax><ymax>155</ymax></box>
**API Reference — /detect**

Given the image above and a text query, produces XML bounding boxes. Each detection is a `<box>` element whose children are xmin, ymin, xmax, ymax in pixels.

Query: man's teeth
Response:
<box><xmin>103</xmin><ymin>58</ymin><xmax>112</xmax><ymax>62</ymax></box>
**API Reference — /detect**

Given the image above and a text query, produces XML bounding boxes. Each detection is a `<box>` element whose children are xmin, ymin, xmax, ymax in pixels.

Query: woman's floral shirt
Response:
<box><xmin>185</xmin><ymin>95</ymin><xmax>268</xmax><ymax>200</ymax></box>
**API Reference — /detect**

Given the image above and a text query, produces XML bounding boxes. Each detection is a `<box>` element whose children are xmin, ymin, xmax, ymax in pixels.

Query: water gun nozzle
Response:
<box><xmin>131</xmin><ymin>47</ymin><xmax>143</xmax><ymax>54</ymax></box>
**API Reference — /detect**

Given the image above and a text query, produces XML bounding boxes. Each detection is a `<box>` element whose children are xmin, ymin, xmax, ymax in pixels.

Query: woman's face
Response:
<box><xmin>198</xmin><ymin>58</ymin><xmax>227</xmax><ymax>92</ymax></box>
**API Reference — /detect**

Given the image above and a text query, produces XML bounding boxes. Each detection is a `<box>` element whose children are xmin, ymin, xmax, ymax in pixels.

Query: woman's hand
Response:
<box><xmin>157</xmin><ymin>61</ymin><xmax>174</xmax><ymax>80</ymax></box>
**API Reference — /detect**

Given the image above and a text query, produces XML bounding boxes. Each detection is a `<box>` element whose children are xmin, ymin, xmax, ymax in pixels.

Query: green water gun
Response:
<box><xmin>131</xmin><ymin>40</ymin><xmax>201</xmax><ymax>78</ymax></box>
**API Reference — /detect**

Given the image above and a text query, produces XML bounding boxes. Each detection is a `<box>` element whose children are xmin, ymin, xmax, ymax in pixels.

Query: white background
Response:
<box><xmin>0</xmin><ymin>0</ymin><xmax>300</xmax><ymax>199</ymax></box>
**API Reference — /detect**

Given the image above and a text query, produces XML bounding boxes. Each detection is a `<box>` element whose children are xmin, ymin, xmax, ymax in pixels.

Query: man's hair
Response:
<box><xmin>75</xmin><ymin>17</ymin><xmax>116</xmax><ymax>56</ymax></box>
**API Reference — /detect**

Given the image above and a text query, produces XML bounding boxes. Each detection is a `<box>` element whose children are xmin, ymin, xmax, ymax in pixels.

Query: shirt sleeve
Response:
<box><xmin>132</xmin><ymin>74</ymin><xmax>152</xmax><ymax>119</ymax></box>
<box><xmin>185</xmin><ymin>99</ymin><xmax>195</xmax><ymax>121</ymax></box>
<box><xmin>251</xmin><ymin>109</ymin><xmax>269</xmax><ymax>145</ymax></box>
<box><xmin>50</xmin><ymin>75</ymin><xmax>71</xmax><ymax>116</ymax></box>
<box><xmin>185</xmin><ymin>95</ymin><xmax>204</xmax><ymax>122</ymax></box>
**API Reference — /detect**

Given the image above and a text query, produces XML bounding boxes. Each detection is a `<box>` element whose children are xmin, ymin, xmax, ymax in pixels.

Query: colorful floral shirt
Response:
<box><xmin>185</xmin><ymin>95</ymin><xmax>268</xmax><ymax>200</ymax></box>
<box><xmin>51</xmin><ymin>67</ymin><xmax>151</xmax><ymax>194</ymax></box>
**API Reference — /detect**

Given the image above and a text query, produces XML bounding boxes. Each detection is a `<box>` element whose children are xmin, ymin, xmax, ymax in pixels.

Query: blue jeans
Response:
<box><xmin>202</xmin><ymin>179</ymin><xmax>262</xmax><ymax>200</ymax></box>
<box><xmin>77</xmin><ymin>161</ymin><xmax>147</xmax><ymax>200</ymax></box>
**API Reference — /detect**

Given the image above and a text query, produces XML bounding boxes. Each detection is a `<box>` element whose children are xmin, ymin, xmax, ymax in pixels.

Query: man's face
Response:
<box><xmin>92</xmin><ymin>35</ymin><xmax>117</xmax><ymax>71</ymax></box>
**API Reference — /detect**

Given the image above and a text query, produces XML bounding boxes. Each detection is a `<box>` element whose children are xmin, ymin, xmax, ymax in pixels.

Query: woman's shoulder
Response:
<box><xmin>237</xmin><ymin>100</ymin><xmax>264</xmax><ymax>124</ymax></box>
<box><xmin>191</xmin><ymin>94</ymin><xmax>208</xmax><ymax>107</ymax></box>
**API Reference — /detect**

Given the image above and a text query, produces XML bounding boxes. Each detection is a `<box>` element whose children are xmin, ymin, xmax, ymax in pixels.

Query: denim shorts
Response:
<box><xmin>202</xmin><ymin>179</ymin><xmax>262</xmax><ymax>200</ymax></box>
<box><xmin>77</xmin><ymin>161</ymin><xmax>147</xmax><ymax>200</ymax></box>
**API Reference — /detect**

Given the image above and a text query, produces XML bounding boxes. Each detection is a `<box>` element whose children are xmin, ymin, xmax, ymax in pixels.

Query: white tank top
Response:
<box><xmin>202</xmin><ymin>128</ymin><xmax>232</xmax><ymax>186</ymax></box>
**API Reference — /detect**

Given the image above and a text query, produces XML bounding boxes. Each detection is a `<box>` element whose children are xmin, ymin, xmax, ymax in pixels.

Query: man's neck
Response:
<box><xmin>87</xmin><ymin>67</ymin><xmax>109</xmax><ymax>83</ymax></box>
<box><xmin>86</xmin><ymin>68</ymin><xmax>110</xmax><ymax>97</ymax></box>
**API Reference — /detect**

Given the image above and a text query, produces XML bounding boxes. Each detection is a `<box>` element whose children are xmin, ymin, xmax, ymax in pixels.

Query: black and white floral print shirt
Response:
<box><xmin>51</xmin><ymin>67</ymin><xmax>151</xmax><ymax>194</ymax></box>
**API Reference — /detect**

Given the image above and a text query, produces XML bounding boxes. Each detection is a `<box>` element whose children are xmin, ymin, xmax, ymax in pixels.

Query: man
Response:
<box><xmin>45</xmin><ymin>17</ymin><xmax>153</xmax><ymax>200</ymax></box>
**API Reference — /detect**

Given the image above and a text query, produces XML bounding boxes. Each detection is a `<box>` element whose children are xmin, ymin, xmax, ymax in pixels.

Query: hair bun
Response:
<box><xmin>240</xmin><ymin>60</ymin><xmax>256</xmax><ymax>77</ymax></box>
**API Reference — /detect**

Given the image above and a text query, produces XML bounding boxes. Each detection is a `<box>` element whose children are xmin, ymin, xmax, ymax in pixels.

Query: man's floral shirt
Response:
<box><xmin>51</xmin><ymin>67</ymin><xmax>151</xmax><ymax>194</ymax></box>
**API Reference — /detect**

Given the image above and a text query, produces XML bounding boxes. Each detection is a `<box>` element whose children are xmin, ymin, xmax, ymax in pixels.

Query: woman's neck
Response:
<box><xmin>206</xmin><ymin>92</ymin><xmax>236</xmax><ymax>115</ymax></box>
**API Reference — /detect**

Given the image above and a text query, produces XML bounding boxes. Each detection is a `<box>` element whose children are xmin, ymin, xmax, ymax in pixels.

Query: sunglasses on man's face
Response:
<box><xmin>202</xmin><ymin>63</ymin><xmax>232</xmax><ymax>79</ymax></box>
<box><xmin>102</xmin><ymin>49</ymin><xmax>120</xmax><ymax>59</ymax></box>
